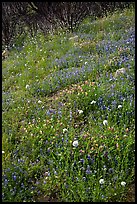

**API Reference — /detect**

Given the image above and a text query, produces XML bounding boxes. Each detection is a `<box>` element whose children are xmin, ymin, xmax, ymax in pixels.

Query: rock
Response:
<box><xmin>69</xmin><ymin>35</ymin><xmax>79</xmax><ymax>41</ymax></box>
<box><xmin>114</xmin><ymin>68</ymin><xmax>127</xmax><ymax>78</ymax></box>
<box><xmin>2</xmin><ymin>48</ymin><xmax>9</xmax><ymax>60</ymax></box>
<box><xmin>79</xmin><ymin>41</ymin><xmax>91</xmax><ymax>47</ymax></box>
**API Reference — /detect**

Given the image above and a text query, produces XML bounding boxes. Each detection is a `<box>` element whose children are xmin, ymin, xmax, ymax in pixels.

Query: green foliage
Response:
<box><xmin>2</xmin><ymin>7</ymin><xmax>135</xmax><ymax>202</ymax></box>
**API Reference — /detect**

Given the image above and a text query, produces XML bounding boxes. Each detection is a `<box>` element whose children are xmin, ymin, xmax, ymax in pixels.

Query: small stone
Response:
<box><xmin>114</xmin><ymin>68</ymin><xmax>127</xmax><ymax>78</ymax></box>
<box><xmin>69</xmin><ymin>35</ymin><xmax>79</xmax><ymax>41</ymax></box>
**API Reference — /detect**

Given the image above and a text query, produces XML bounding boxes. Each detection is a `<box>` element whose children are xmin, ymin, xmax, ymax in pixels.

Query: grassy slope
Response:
<box><xmin>2</xmin><ymin>8</ymin><xmax>135</xmax><ymax>202</ymax></box>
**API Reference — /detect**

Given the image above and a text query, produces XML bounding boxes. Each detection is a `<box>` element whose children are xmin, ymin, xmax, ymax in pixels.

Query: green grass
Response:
<box><xmin>2</xmin><ymin>7</ymin><xmax>135</xmax><ymax>202</ymax></box>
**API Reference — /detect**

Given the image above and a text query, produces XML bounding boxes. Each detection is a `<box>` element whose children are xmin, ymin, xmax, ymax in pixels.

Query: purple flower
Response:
<box><xmin>13</xmin><ymin>175</ymin><xmax>17</xmax><ymax>181</ymax></box>
<box><xmin>87</xmin><ymin>155</ymin><xmax>91</xmax><ymax>160</ymax></box>
<box><xmin>86</xmin><ymin>169</ymin><xmax>92</xmax><ymax>174</ymax></box>
<box><xmin>80</xmin><ymin>158</ymin><xmax>84</xmax><ymax>164</ymax></box>
<box><xmin>108</xmin><ymin>168</ymin><xmax>114</xmax><ymax>174</ymax></box>
<box><xmin>4</xmin><ymin>179</ymin><xmax>8</xmax><ymax>185</ymax></box>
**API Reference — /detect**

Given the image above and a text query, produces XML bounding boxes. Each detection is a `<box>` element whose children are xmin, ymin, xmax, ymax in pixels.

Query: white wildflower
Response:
<box><xmin>78</xmin><ymin>109</ymin><xmax>83</xmax><ymax>114</ymax></box>
<box><xmin>25</xmin><ymin>84</ymin><xmax>29</xmax><ymax>89</ymax></box>
<box><xmin>99</xmin><ymin>179</ymin><xmax>105</xmax><ymax>184</ymax></box>
<box><xmin>121</xmin><ymin>181</ymin><xmax>126</xmax><ymax>187</ymax></box>
<box><xmin>73</xmin><ymin>140</ymin><xmax>79</xmax><ymax>147</ymax></box>
<box><xmin>103</xmin><ymin>120</ymin><xmax>108</xmax><ymax>126</ymax></box>
<box><xmin>44</xmin><ymin>171</ymin><xmax>50</xmax><ymax>176</ymax></box>
<box><xmin>2</xmin><ymin>151</ymin><xmax>5</xmax><ymax>154</ymax></box>
<box><xmin>38</xmin><ymin>100</ymin><xmax>42</xmax><ymax>104</ymax></box>
<box><xmin>63</xmin><ymin>128</ymin><xmax>68</xmax><ymax>133</ymax></box>
<box><xmin>118</xmin><ymin>105</ymin><xmax>122</xmax><ymax>109</ymax></box>
<box><xmin>91</xmin><ymin>100</ymin><xmax>96</xmax><ymax>104</ymax></box>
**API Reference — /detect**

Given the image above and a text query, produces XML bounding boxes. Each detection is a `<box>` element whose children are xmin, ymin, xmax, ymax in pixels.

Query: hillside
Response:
<box><xmin>2</xmin><ymin>7</ymin><xmax>135</xmax><ymax>202</ymax></box>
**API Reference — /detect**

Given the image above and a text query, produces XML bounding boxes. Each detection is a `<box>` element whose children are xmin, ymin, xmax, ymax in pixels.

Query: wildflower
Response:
<box><xmin>25</xmin><ymin>84</ymin><xmax>29</xmax><ymax>89</ymax></box>
<box><xmin>70</xmin><ymin>110</ymin><xmax>72</xmax><ymax>121</ymax></box>
<box><xmin>78</xmin><ymin>109</ymin><xmax>83</xmax><ymax>114</ymax></box>
<box><xmin>76</xmin><ymin>177</ymin><xmax>79</xmax><ymax>181</ymax></box>
<box><xmin>101</xmin><ymin>195</ymin><xmax>105</xmax><ymax>199</ymax></box>
<box><xmin>91</xmin><ymin>82</ymin><xmax>95</xmax><ymax>86</ymax></box>
<box><xmin>63</xmin><ymin>128</ymin><xmax>68</xmax><ymax>133</ymax></box>
<box><xmin>85</xmin><ymin>61</ymin><xmax>88</xmax><ymax>65</ymax></box>
<box><xmin>103</xmin><ymin>165</ymin><xmax>107</xmax><ymax>171</ymax></box>
<box><xmin>99</xmin><ymin>179</ymin><xmax>105</xmax><ymax>184</ymax></box>
<box><xmin>103</xmin><ymin>120</ymin><xmax>108</xmax><ymax>126</ymax></box>
<box><xmin>91</xmin><ymin>100</ymin><xmax>96</xmax><ymax>104</ymax></box>
<box><xmin>2</xmin><ymin>151</ymin><xmax>5</xmax><ymax>154</ymax></box>
<box><xmin>83</xmin><ymin>134</ymin><xmax>88</xmax><ymax>139</ymax></box>
<box><xmin>85</xmin><ymin>80</ymin><xmax>89</xmax><ymax>84</ymax></box>
<box><xmin>118</xmin><ymin>105</ymin><xmax>122</xmax><ymax>109</ymax></box>
<box><xmin>83</xmin><ymin>177</ymin><xmax>86</xmax><ymax>181</ymax></box>
<box><xmin>116</xmin><ymin>143</ymin><xmax>119</xmax><ymax>148</ymax></box>
<box><xmin>38</xmin><ymin>100</ymin><xmax>42</xmax><ymax>104</ymax></box>
<box><xmin>125</xmin><ymin>128</ymin><xmax>129</xmax><ymax>133</ymax></box>
<box><xmin>80</xmin><ymin>158</ymin><xmax>84</xmax><ymax>163</ymax></box>
<box><xmin>13</xmin><ymin>175</ymin><xmax>17</xmax><ymax>181</ymax></box>
<box><xmin>121</xmin><ymin>181</ymin><xmax>126</xmax><ymax>187</ymax></box>
<box><xmin>87</xmin><ymin>155</ymin><xmax>91</xmax><ymax>160</ymax></box>
<box><xmin>54</xmin><ymin>171</ymin><xmax>57</xmax><ymax>175</ymax></box>
<box><xmin>44</xmin><ymin>171</ymin><xmax>50</xmax><ymax>176</ymax></box>
<box><xmin>109</xmin><ymin>168</ymin><xmax>114</xmax><ymax>174</ymax></box>
<box><xmin>99</xmin><ymin>145</ymin><xmax>104</xmax><ymax>151</ymax></box>
<box><xmin>4</xmin><ymin>179</ymin><xmax>8</xmax><ymax>185</ymax></box>
<box><xmin>108</xmin><ymin>127</ymin><xmax>114</xmax><ymax>132</ymax></box>
<box><xmin>86</xmin><ymin>169</ymin><xmax>92</xmax><ymax>174</ymax></box>
<box><xmin>73</xmin><ymin>140</ymin><xmax>79</xmax><ymax>147</ymax></box>
<box><xmin>79</xmin><ymin>149</ymin><xmax>85</xmax><ymax>153</ymax></box>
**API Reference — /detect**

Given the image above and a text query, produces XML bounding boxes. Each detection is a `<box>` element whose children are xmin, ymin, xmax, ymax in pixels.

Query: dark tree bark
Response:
<box><xmin>2</xmin><ymin>2</ymin><xmax>134</xmax><ymax>48</ymax></box>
